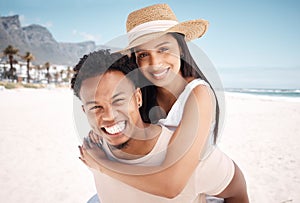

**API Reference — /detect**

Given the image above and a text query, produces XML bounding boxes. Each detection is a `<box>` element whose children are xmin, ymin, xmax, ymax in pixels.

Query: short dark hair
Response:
<box><xmin>71</xmin><ymin>49</ymin><xmax>154</xmax><ymax>123</ymax></box>
<box><xmin>71</xmin><ymin>49</ymin><xmax>138</xmax><ymax>99</ymax></box>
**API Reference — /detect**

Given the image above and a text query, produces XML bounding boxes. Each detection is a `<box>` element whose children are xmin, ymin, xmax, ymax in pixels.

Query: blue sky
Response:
<box><xmin>1</xmin><ymin>0</ymin><xmax>300</xmax><ymax>68</ymax></box>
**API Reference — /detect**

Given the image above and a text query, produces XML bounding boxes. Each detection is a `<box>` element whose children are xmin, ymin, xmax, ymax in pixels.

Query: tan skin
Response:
<box><xmin>81</xmin><ymin>84</ymin><xmax>213</xmax><ymax>197</ymax></box>
<box><xmin>81</xmin><ymin>71</ymin><xmax>162</xmax><ymax>158</ymax></box>
<box><xmin>80</xmin><ymin>34</ymin><xmax>249</xmax><ymax>202</ymax></box>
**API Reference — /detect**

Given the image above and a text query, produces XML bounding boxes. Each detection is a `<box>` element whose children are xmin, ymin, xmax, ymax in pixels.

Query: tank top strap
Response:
<box><xmin>158</xmin><ymin>79</ymin><xmax>209</xmax><ymax>129</ymax></box>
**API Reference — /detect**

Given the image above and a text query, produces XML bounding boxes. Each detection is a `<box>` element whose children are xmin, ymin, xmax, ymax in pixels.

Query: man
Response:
<box><xmin>72</xmin><ymin>50</ymin><xmax>180</xmax><ymax>202</ymax></box>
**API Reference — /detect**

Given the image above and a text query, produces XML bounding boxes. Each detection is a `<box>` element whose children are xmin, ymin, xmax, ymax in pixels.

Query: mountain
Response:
<box><xmin>0</xmin><ymin>15</ymin><xmax>108</xmax><ymax>66</ymax></box>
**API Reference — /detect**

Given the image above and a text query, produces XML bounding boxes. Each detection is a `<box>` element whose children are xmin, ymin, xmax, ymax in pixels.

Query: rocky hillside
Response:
<box><xmin>0</xmin><ymin>15</ymin><xmax>106</xmax><ymax>65</ymax></box>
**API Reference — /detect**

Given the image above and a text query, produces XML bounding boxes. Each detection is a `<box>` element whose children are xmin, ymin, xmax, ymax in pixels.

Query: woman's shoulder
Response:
<box><xmin>176</xmin><ymin>78</ymin><xmax>211</xmax><ymax>103</ymax></box>
<box><xmin>186</xmin><ymin>78</ymin><xmax>209</xmax><ymax>88</ymax></box>
<box><xmin>189</xmin><ymin>81</ymin><xmax>216</xmax><ymax>113</ymax></box>
<box><xmin>183</xmin><ymin>78</ymin><xmax>211</xmax><ymax>98</ymax></box>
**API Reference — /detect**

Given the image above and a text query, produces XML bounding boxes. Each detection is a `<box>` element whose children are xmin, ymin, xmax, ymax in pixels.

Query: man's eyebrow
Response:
<box><xmin>112</xmin><ymin>91</ymin><xmax>125</xmax><ymax>99</ymax></box>
<box><xmin>85</xmin><ymin>101</ymin><xmax>97</xmax><ymax>105</ymax></box>
<box><xmin>84</xmin><ymin>91</ymin><xmax>127</xmax><ymax>106</ymax></box>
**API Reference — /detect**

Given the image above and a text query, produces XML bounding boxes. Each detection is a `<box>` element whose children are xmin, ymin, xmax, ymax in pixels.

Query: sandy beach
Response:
<box><xmin>0</xmin><ymin>88</ymin><xmax>299</xmax><ymax>203</ymax></box>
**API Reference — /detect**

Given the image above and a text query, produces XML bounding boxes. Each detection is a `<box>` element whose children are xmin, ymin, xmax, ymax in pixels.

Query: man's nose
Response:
<box><xmin>101</xmin><ymin>106</ymin><xmax>117</xmax><ymax>122</ymax></box>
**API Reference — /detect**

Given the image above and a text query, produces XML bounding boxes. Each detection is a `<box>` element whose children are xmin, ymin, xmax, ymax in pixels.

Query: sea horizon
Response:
<box><xmin>1</xmin><ymin>66</ymin><xmax>299</xmax><ymax>99</ymax></box>
<box><xmin>216</xmin><ymin>66</ymin><xmax>300</xmax><ymax>98</ymax></box>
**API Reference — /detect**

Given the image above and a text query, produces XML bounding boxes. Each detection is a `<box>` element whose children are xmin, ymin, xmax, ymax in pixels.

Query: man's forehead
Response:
<box><xmin>81</xmin><ymin>72</ymin><xmax>135</xmax><ymax>102</ymax></box>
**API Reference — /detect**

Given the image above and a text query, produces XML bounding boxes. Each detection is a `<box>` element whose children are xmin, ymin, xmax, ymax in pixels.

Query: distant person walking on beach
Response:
<box><xmin>77</xmin><ymin>3</ymin><xmax>249</xmax><ymax>203</ymax></box>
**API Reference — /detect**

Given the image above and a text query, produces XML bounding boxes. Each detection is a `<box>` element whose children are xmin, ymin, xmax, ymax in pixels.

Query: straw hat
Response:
<box><xmin>121</xmin><ymin>3</ymin><xmax>209</xmax><ymax>52</ymax></box>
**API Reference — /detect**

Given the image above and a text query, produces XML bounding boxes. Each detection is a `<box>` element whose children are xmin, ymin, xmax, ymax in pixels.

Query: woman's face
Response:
<box><xmin>134</xmin><ymin>34</ymin><xmax>181</xmax><ymax>87</ymax></box>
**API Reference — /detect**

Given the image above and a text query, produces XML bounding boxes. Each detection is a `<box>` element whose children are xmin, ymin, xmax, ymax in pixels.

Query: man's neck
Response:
<box><xmin>109</xmin><ymin>124</ymin><xmax>162</xmax><ymax>159</ymax></box>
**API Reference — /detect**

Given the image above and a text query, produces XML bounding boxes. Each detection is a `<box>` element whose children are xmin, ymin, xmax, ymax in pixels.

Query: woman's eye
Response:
<box><xmin>159</xmin><ymin>47</ymin><xmax>169</xmax><ymax>53</ymax></box>
<box><xmin>137</xmin><ymin>52</ymin><xmax>148</xmax><ymax>59</ymax></box>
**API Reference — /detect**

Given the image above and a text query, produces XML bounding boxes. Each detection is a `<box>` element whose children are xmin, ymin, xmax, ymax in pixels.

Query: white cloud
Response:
<box><xmin>72</xmin><ymin>30</ymin><xmax>101</xmax><ymax>43</ymax></box>
<box><xmin>8</xmin><ymin>11</ymin><xmax>16</xmax><ymax>16</ymax></box>
<box><xmin>19</xmin><ymin>15</ymin><xmax>27</xmax><ymax>26</ymax></box>
<box><xmin>32</xmin><ymin>17</ymin><xmax>53</xmax><ymax>28</ymax></box>
<box><xmin>41</xmin><ymin>21</ymin><xmax>53</xmax><ymax>28</ymax></box>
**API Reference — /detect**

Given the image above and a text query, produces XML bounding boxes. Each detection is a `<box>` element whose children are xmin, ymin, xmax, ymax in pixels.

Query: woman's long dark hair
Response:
<box><xmin>131</xmin><ymin>33</ymin><xmax>220</xmax><ymax>143</ymax></box>
<box><xmin>172</xmin><ymin>33</ymin><xmax>220</xmax><ymax>144</ymax></box>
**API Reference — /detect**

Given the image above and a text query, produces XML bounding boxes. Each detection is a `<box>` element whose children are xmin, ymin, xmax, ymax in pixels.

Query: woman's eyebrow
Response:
<box><xmin>154</xmin><ymin>41</ymin><xmax>171</xmax><ymax>48</ymax></box>
<box><xmin>135</xmin><ymin>41</ymin><xmax>171</xmax><ymax>52</ymax></box>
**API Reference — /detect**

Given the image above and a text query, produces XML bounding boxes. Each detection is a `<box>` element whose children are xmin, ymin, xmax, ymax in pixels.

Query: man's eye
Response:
<box><xmin>89</xmin><ymin>106</ymin><xmax>102</xmax><ymax>111</ymax></box>
<box><xmin>113</xmin><ymin>98</ymin><xmax>125</xmax><ymax>105</ymax></box>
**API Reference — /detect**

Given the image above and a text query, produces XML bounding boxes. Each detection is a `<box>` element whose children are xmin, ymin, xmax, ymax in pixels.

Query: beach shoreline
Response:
<box><xmin>0</xmin><ymin>88</ymin><xmax>299</xmax><ymax>203</ymax></box>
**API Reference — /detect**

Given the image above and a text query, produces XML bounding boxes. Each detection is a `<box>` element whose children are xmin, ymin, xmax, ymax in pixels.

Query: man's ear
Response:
<box><xmin>135</xmin><ymin>88</ymin><xmax>142</xmax><ymax>107</ymax></box>
<box><xmin>81</xmin><ymin>105</ymin><xmax>86</xmax><ymax>113</ymax></box>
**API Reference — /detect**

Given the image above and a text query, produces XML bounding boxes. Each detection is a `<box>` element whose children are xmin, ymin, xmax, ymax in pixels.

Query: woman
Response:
<box><xmin>80</xmin><ymin>4</ymin><xmax>249</xmax><ymax>203</ymax></box>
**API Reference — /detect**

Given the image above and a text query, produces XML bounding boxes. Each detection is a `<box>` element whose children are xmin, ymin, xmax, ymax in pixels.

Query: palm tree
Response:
<box><xmin>44</xmin><ymin>62</ymin><xmax>51</xmax><ymax>84</ymax></box>
<box><xmin>3</xmin><ymin>45</ymin><xmax>19</xmax><ymax>81</ymax></box>
<box><xmin>22</xmin><ymin>52</ymin><xmax>35</xmax><ymax>83</ymax></box>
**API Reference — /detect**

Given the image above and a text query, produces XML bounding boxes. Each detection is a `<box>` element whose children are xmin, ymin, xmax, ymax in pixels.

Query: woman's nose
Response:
<box><xmin>149</xmin><ymin>52</ymin><xmax>161</xmax><ymax>67</ymax></box>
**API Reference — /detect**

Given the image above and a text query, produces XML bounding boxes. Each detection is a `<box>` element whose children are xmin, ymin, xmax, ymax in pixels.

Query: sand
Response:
<box><xmin>0</xmin><ymin>88</ymin><xmax>299</xmax><ymax>203</ymax></box>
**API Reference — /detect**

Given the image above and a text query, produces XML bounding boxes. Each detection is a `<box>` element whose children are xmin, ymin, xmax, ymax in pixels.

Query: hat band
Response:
<box><xmin>128</xmin><ymin>20</ymin><xmax>178</xmax><ymax>45</ymax></box>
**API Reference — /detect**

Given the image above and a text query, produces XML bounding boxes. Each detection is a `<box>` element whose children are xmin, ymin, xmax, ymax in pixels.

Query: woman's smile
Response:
<box><xmin>151</xmin><ymin>68</ymin><xmax>170</xmax><ymax>80</ymax></box>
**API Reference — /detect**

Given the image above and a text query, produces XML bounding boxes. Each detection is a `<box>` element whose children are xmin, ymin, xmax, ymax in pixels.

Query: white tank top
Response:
<box><xmin>94</xmin><ymin>125</ymin><xmax>208</xmax><ymax>202</ymax></box>
<box><xmin>92</xmin><ymin>79</ymin><xmax>234</xmax><ymax>202</ymax></box>
<box><xmin>102</xmin><ymin>125</ymin><xmax>172</xmax><ymax>166</ymax></box>
<box><xmin>158</xmin><ymin>78</ymin><xmax>216</xmax><ymax>159</ymax></box>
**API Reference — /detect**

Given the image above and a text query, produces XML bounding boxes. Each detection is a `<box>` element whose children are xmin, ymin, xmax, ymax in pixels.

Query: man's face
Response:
<box><xmin>80</xmin><ymin>71</ymin><xmax>143</xmax><ymax>147</ymax></box>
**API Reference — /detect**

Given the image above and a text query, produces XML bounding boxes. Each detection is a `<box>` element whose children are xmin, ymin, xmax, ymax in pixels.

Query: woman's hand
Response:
<box><xmin>88</xmin><ymin>130</ymin><xmax>103</xmax><ymax>147</ymax></box>
<box><xmin>79</xmin><ymin>137</ymin><xmax>106</xmax><ymax>171</ymax></box>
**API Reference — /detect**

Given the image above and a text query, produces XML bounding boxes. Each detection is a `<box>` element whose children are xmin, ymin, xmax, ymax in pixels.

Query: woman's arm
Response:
<box><xmin>80</xmin><ymin>85</ymin><xmax>214</xmax><ymax>198</ymax></box>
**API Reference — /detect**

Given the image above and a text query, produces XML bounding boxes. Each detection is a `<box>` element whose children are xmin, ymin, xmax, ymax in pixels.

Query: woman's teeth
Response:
<box><xmin>153</xmin><ymin>69</ymin><xmax>168</xmax><ymax>78</ymax></box>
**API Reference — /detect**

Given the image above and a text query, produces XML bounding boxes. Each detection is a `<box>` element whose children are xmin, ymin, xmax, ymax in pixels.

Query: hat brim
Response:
<box><xmin>116</xmin><ymin>19</ymin><xmax>209</xmax><ymax>54</ymax></box>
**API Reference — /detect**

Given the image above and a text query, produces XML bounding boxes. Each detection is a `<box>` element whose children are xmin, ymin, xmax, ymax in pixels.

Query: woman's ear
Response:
<box><xmin>135</xmin><ymin>88</ymin><xmax>142</xmax><ymax>108</ymax></box>
<box><xmin>179</xmin><ymin>48</ymin><xmax>184</xmax><ymax>58</ymax></box>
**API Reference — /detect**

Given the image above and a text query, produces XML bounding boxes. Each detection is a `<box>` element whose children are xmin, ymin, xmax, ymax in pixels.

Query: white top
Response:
<box><xmin>92</xmin><ymin>79</ymin><xmax>234</xmax><ymax>202</ymax></box>
<box><xmin>159</xmin><ymin>78</ymin><xmax>215</xmax><ymax>159</ymax></box>
<box><xmin>102</xmin><ymin>125</ymin><xmax>172</xmax><ymax>166</ymax></box>
<box><xmin>159</xmin><ymin>79</ymin><xmax>210</xmax><ymax>130</ymax></box>
<box><xmin>93</xmin><ymin>125</ymin><xmax>208</xmax><ymax>203</ymax></box>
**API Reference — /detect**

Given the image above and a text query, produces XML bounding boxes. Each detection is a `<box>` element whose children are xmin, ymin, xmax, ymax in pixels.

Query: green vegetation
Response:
<box><xmin>1</xmin><ymin>45</ymin><xmax>74</xmax><ymax>89</ymax></box>
<box><xmin>0</xmin><ymin>81</ymin><xmax>47</xmax><ymax>89</ymax></box>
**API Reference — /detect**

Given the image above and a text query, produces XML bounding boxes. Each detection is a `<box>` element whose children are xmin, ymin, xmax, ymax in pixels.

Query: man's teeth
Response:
<box><xmin>153</xmin><ymin>69</ymin><xmax>168</xmax><ymax>77</ymax></box>
<box><xmin>104</xmin><ymin>121</ymin><xmax>126</xmax><ymax>134</ymax></box>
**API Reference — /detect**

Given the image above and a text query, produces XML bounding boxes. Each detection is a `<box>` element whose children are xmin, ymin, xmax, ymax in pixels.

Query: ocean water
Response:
<box><xmin>217</xmin><ymin>67</ymin><xmax>300</xmax><ymax>98</ymax></box>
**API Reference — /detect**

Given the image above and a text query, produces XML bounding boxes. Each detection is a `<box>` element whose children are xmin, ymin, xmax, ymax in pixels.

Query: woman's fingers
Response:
<box><xmin>88</xmin><ymin>130</ymin><xmax>97</xmax><ymax>143</ymax></box>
